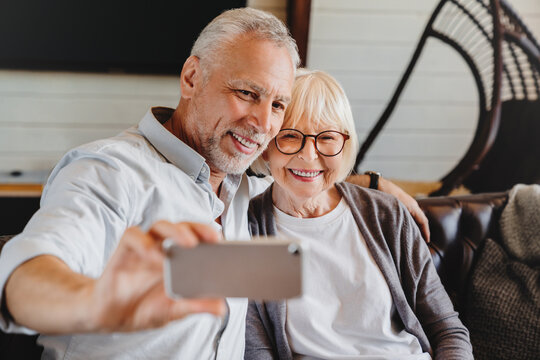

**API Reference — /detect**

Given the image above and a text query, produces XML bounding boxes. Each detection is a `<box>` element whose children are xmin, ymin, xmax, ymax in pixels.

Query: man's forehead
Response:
<box><xmin>216</xmin><ymin>35</ymin><xmax>294</xmax><ymax>94</ymax></box>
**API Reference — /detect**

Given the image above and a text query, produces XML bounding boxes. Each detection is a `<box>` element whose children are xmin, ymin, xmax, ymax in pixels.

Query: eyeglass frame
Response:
<box><xmin>274</xmin><ymin>128</ymin><xmax>350</xmax><ymax>157</ymax></box>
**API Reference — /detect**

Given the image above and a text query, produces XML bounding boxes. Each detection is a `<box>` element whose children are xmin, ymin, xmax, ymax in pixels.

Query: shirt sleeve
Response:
<box><xmin>0</xmin><ymin>147</ymin><xmax>131</xmax><ymax>333</ymax></box>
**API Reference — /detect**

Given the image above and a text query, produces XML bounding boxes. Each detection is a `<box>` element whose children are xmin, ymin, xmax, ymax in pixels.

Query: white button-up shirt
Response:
<box><xmin>0</xmin><ymin>107</ymin><xmax>271</xmax><ymax>359</ymax></box>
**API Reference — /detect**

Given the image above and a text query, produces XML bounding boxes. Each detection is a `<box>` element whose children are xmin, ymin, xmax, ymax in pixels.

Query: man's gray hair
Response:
<box><xmin>191</xmin><ymin>7</ymin><xmax>300</xmax><ymax>77</ymax></box>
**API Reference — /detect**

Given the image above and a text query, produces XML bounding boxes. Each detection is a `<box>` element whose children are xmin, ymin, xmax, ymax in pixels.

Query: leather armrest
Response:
<box><xmin>417</xmin><ymin>192</ymin><xmax>508</xmax><ymax>312</ymax></box>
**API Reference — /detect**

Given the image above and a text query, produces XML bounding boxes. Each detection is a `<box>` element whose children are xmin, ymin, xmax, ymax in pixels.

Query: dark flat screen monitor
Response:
<box><xmin>0</xmin><ymin>0</ymin><xmax>247</xmax><ymax>74</ymax></box>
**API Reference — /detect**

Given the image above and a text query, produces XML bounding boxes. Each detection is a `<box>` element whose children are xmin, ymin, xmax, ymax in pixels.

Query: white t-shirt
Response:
<box><xmin>0</xmin><ymin>108</ymin><xmax>272</xmax><ymax>360</ymax></box>
<box><xmin>274</xmin><ymin>199</ymin><xmax>430</xmax><ymax>360</ymax></box>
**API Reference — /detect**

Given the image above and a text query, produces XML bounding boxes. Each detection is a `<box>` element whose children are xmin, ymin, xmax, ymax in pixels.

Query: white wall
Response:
<box><xmin>0</xmin><ymin>71</ymin><xmax>180</xmax><ymax>182</ymax></box>
<box><xmin>0</xmin><ymin>0</ymin><xmax>287</xmax><ymax>184</ymax></box>
<box><xmin>248</xmin><ymin>0</ymin><xmax>287</xmax><ymax>23</ymax></box>
<box><xmin>308</xmin><ymin>0</ymin><xmax>540</xmax><ymax>180</ymax></box>
<box><xmin>0</xmin><ymin>0</ymin><xmax>538</xmax><ymax>183</ymax></box>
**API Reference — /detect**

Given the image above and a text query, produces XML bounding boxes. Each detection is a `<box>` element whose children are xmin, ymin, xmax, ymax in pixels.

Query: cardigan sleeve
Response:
<box><xmin>245</xmin><ymin>188</ymin><xmax>282</xmax><ymax>359</ymax></box>
<box><xmin>245</xmin><ymin>301</ymin><xmax>278</xmax><ymax>360</ymax></box>
<box><xmin>337</xmin><ymin>182</ymin><xmax>473</xmax><ymax>359</ymax></box>
<box><xmin>394</xmin><ymin>203</ymin><xmax>474</xmax><ymax>360</ymax></box>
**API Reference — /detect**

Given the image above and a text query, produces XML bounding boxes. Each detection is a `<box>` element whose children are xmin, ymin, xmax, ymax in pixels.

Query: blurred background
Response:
<box><xmin>0</xmin><ymin>0</ymin><xmax>538</xmax><ymax>187</ymax></box>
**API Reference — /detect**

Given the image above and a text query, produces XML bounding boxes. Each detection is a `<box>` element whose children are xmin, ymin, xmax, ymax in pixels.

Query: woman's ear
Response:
<box><xmin>180</xmin><ymin>56</ymin><xmax>202</xmax><ymax>100</ymax></box>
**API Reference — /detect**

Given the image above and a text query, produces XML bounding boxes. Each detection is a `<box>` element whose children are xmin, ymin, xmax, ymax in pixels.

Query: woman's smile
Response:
<box><xmin>288</xmin><ymin>168</ymin><xmax>323</xmax><ymax>181</ymax></box>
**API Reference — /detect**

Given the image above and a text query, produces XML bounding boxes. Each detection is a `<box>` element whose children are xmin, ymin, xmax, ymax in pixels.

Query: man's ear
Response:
<box><xmin>180</xmin><ymin>56</ymin><xmax>202</xmax><ymax>99</ymax></box>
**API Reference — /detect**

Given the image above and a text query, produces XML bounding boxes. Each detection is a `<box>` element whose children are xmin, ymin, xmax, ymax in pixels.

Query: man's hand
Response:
<box><xmin>346</xmin><ymin>174</ymin><xmax>430</xmax><ymax>242</ymax></box>
<box><xmin>378</xmin><ymin>178</ymin><xmax>430</xmax><ymax>242</ymax></box>
<box><xmin>91</xmin><ymin>221</ymin><xmax>226</xmax><ymax>332</ymax></box>
<box><xmin>5</xmin><ymin>221</ymin><xmax>226</xmax><ymax>334</ymax></box>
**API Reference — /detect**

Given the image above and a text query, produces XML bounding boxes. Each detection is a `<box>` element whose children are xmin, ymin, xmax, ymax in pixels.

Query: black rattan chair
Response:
<box><xmin>464</xmin><ymin>0</ymin><xmax>540</xmax><ymax>193</ymax></box>
<box><xmin>354</xmin><ymin>0</ymin><xmax>540</xmax><ymax>195</ymax></box>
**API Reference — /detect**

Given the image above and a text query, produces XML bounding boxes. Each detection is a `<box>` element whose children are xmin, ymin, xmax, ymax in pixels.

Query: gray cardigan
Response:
<box><xmin>245</xmin><ymin>182</ymin><xmax>473</xmax><ymax>360</ymax></box>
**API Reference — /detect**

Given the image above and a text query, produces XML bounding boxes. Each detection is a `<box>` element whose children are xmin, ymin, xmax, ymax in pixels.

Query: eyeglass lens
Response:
<box><xmin>275</xmin><ymin>129</ymin><xmax>347</xmax><ymax>156</ymax></box>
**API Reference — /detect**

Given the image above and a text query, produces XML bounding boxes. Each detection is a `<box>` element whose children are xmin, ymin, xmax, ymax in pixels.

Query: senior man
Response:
<box><xmin>0</xmin><ymin>8</ymin><xmax>428</xmax><ymax>360</ymax></box>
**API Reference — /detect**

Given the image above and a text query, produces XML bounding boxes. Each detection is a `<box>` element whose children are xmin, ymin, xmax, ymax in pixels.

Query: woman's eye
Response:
<box><xmin>279</xmin><ymin>133</ymin><xmax>301</xmax><ymax>141</ymax></box>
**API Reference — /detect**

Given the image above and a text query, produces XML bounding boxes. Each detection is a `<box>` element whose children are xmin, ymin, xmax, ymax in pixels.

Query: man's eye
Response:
<box><xmin>236</xmin><ymin>89</ymin><xmax>253</xmax><ymax>97</ymax></box>
<box><xmin>272</xmin><ymin>102</ymin><xmax>285</xmax><ymax>111</ymax></box>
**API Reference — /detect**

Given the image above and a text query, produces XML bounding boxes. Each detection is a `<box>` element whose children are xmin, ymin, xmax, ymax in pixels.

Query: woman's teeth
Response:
<box><xmin>231</xmin><ymin>133</ymin><xmax>257</xmax><ymax>149</ymax></box>
<box><xmin>290</xmin><ymin>169</ymin><xmax>322</xmax><ymax>178</ymax></box>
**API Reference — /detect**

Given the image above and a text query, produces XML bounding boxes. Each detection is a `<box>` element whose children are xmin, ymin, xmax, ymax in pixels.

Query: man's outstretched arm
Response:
<box><xmin>346</xmin><ymin>174</ymin><xmax>430</xmax><ymax>242</ymax></box>
<box><xmin>4</xmin><ymin>221</ymin><xmax>226</xmax><ymax>334</ymax></box>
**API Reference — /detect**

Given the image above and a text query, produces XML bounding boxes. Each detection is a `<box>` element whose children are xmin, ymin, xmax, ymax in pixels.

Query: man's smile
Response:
<box><xmin>230</xmin><ymin>132</ymin><xmax>258</xmax><ymax>149</ymax></box>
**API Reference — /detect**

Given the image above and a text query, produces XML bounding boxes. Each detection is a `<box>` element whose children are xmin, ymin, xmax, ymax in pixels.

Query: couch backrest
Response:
<box><xmin>417</xmin><ymin>191</ymin><xmax>508</xmax><ymax>314</ymax></box>
<box><xmin>0</xmin><ymin>191</ymin><xmax>510</xmax><ymax>359</ymax></box>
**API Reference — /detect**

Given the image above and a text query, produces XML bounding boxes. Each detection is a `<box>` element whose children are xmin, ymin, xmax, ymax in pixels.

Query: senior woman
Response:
<box><xmin>245</xmin><ymin>69</ymin><xmax>473</xmax><ymax>359</ymax></box>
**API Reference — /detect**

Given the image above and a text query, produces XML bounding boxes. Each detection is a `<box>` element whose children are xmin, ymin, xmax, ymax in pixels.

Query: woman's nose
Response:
<box><xmin>298</xmin><ymin>138</ymin><xmax>318</xmax><ymax>161</ymax></box>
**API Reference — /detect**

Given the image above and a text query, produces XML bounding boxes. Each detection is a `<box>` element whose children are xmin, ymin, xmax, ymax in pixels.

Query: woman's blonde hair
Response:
<box><xmin>251</xmin><ymin>69</ymin><xmax>359</xmax><ymax>182</ymax></box>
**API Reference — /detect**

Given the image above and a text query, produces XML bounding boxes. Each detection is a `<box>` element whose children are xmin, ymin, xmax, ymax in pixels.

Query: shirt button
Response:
<box><xmin>190</xmin><ymin>175</ymin><xmax>195</xmax><ymax>180</ymax></box>
<box><xmin>201</xmin><ymin>167</ymin><xmax>206</xmax><ymax>173</ymax></box>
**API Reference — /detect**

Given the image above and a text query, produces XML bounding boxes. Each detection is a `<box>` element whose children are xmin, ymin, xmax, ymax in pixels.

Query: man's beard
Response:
<box><xmin>203</xmin><ymin>129</ymin><xmax>269</xmax><ymax>174</ymax></box>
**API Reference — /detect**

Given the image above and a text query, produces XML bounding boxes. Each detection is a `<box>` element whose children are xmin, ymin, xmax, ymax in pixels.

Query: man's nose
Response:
<box><xmin>249</xmin><ymin>102</ymin><xmax>273</xmax><ymax>134</ymax></box>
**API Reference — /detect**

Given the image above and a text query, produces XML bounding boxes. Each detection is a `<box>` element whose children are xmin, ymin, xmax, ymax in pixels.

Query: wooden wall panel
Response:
<box><xmin>0</xmin><ymin>0</ymin><xmax>537</xmax><ymax>184</ymax></box>
<box><xmin>308</xmin><ymin>0</ymin><xmax>540</xmax><ymax>181</ymax></box>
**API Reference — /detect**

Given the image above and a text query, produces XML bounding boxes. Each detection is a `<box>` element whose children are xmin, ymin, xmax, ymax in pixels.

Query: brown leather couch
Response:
<box><xmin>421</xmin><ymin>191</ymin><xmax>539</xmax><ymax>360</ymax></box>
<box><xmin>419</xmin><ymin>191</ymin><xmax>508</xmax><ymax>316</ymax></box>
<box><xmin>0</xmin><ymin>191</ymin><xmax>511</xmax><ymax>359</ymax></box>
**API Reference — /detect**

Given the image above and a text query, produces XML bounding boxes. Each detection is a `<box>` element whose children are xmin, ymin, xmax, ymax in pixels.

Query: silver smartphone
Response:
<box><xmin>163</xmin><ymin>238</ymin><xmax>304</xmax><ymax>300</ymax></box>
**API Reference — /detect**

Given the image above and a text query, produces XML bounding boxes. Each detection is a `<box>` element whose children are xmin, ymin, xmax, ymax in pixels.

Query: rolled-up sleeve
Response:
<box><xmin>0</xmin><ymin>148</ymin><xmax>130</xmax><ymax>333</ymax></box>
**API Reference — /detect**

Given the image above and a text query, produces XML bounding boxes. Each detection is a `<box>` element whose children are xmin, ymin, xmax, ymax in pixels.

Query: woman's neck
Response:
<box><xmin>272</xmin><ymin>185</ymin><xmax>342</xmax><ymax>218</ymax></box>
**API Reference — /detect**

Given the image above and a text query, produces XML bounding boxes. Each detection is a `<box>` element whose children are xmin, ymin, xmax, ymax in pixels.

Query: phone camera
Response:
<box><xmin>288</xmin><ymin>243</ymin><xmax>301</xmax><ymax>255</ymax></box>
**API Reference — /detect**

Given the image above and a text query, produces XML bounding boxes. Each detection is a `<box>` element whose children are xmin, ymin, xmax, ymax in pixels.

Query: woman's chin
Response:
<box><xmin>278</xmin><ymin>183</ymin><xmax>323</xmax><ymax>201</ymax></box>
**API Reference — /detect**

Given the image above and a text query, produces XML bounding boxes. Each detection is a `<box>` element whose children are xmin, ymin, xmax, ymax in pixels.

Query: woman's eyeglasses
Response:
<box><xmin>275</xmin><ymin>129</ymin><xmax>350</xmax><ymax>157</ymax></box>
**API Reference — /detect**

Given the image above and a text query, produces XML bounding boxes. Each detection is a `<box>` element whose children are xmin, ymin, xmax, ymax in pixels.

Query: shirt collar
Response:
<box><xmin>138</xmin><ymin>107</ymin><xmax>210</xmax><ymax>183</ymax></box>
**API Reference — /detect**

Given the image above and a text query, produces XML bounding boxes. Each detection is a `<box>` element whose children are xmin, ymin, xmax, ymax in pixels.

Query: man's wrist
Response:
<box><xmin>364</xmin><ymin>171</ymin><xmax>382</xmax><ymax>190</ymax></box>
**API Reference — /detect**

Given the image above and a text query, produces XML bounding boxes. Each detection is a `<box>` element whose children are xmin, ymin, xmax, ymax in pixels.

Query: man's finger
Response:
<box><xmin>421</xmin><ymin>222</ymin><xmax>431</xmax><ymax>243</ymax></box>
<box><xmin>410</xmin><ymin>207</ymin><xmax>430</xmax><ymax>243</ymax></box>
<box><xmin>184</xmin><ymin>222</ymin><xmax>222</xmax><ymax>244</ymax></box>
<box><xmin>149</xmin><ymin>221</ymin><xmax>220</xmax><ymax>248</ymax></box>
<box><xmin>170</xmin><ymin>298</ymin><xmax>227</xmax><ymax>320</ymax></box>
<box><xmin>150</xmin><ymin>221</ymin><xmax>198</xmax><ymax>247</ymax></box>
<box><xmin>122</xmin><ymin>226</ymin><xmax>164</xmax><ymax>264</ymax></box>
